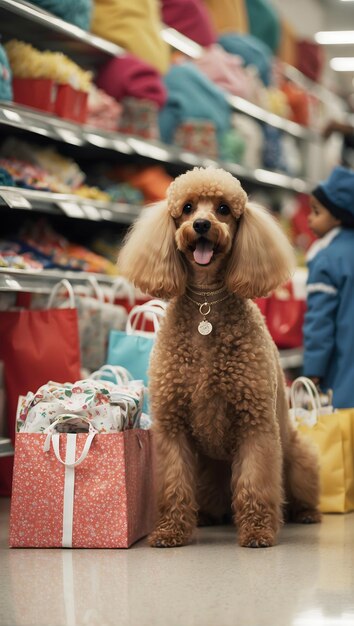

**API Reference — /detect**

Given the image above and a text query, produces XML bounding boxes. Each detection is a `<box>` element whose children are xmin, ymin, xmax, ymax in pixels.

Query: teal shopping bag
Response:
<box><xmin>107</xmin><ymin>331</ymin><xmax>154</xmax><ymax>386</ymax></box>
<box><xmin>106</xmin><ymin>300</ymin><xmax>167</xmax><ymax>413</ymax></box>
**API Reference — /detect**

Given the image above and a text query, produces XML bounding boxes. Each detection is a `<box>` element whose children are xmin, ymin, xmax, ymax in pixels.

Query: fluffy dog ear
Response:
<box><xmin>225</xmin><ymin>202</ymin><xmax>295</xmax><ymax>298</ymax></box>
<box><xmin>118</xmin><ymin>200</ymin><xmax>187</xmax><ymax>298</ymax></box>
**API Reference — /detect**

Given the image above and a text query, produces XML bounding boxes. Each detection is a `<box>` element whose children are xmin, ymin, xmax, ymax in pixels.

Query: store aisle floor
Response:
<box><xmin>0</xmin><ymin>498</ymin><xmax>353</xmax><ymax>626</ymax></box>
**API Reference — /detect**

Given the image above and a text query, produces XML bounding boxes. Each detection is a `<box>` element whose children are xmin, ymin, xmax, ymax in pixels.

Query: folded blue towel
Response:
<box><xmin>218</xmin><ymin>33</ymin><xmax>273</xmax><ymax>86</ymax></box>
<box><xmin>29</xmin><ymin>0</ymin><xmax>92</xmax><ymax>30</ymax></box>
<box><xmin>159</xmin><ymin>63</ymin><xmax>231</xmax><ymax>145</ymax></box>
<box><xmin>245</xmin><ymin>0</ymin><xmax>280</xmax><ymax>53</ymax></box>
<box><xmin>0</xmin><ymin>44</ymin><xmax>12</xmax><ymax>101</ymax></box>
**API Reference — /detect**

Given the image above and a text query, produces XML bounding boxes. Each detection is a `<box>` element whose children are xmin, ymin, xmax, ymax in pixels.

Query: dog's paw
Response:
<box><xmin>293</xmin><ymin>509</ymin><xmax>322</xmax><ymax>524</ymax></box>
<box><xmin>239</xmin><ymin>530</ymin><xmax>276</xmax><ymax>548</ymax></box>
<box><xmin>148</xmin><ymin>527</ymin><xmax>191</xmax><ymax>548</ymax></box>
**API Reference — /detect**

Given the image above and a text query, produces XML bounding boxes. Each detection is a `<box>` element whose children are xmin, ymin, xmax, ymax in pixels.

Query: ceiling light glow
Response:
<box><xmin>315</xmin><ymin>30</ymin><xmax>354</xmax><ymax>44</ymax></box>
<box><xmin>330</xmin><ymin>57</ymin><xmax>354</xmax><ymax>71</ymax></box>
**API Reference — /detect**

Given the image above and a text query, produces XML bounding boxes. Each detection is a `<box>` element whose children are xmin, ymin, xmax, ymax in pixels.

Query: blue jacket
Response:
<box><xmin>303</xmin><ymin>227</ymin><xmax>354</xmax><ymax>408</ymax></box>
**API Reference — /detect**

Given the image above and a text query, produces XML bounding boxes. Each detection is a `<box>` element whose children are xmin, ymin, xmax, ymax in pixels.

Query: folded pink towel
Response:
<box><xmin>194</xmin><ymin>44</ymin><xmax>256</xmax><ymax>101</ymax></box>
<box><xmin>96</xmin><ymin>54</ymin><xmax>167</xmax><ymax>109</ymax></box>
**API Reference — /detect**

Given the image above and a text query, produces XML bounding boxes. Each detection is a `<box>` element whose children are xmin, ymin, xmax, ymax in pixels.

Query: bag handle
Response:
<box><xmin>85</xmin><ymin>276</ymin><xmax>105</xmax><ymax>303</ymax></box>
<box><xmin>89</xmin><ymin>365</ymin><xmax>133</xmax><ymax>385</ymax></box>
<box><xmin>109</xmin><ymin>277</ymin><xmax>136</xmax><ymax>306</ymax></box>
<box><xmin>126</xmin><ymin>301</ymin><xmax>167</xmax><ymax>336</ymax></box>
<box><xmin>290</xmin><ymin>376</ymin><xmax>322</xmax><ymax>414</ymax></box>
<box><xmin>43</xmin><ymin>415</ymin><xmax>97</xmax><ymax>467</ymax></box>
<box><xmin>47</xmin><ymin>279</ymin><xmax>75</xmax><ymax>309</ymax></box>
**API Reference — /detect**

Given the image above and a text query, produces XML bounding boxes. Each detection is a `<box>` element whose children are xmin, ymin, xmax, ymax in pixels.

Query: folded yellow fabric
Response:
<box><xmin>277</xmin><ymin>19</ymin><xmax>297</xmax><ymax>66</ymax></box>
<box><xmin>91</xmin><ymin>0</ymin><xmax>170</xmax><ymax>74</ymax></box>
<box><xmin>202</xmin><ymin>0</ymin><xmax>248</xmax><ymax>35</ymax></box>
<box><xmin>6</xmin><ymin>40</ymin><xmax>92</xmax><ymax>91</ymax></box>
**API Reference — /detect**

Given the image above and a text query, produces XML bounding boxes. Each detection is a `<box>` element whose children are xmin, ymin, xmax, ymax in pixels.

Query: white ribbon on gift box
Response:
<box><xmin>44</xmin><ymin>415</ymin><xmax>97</xmax><ymax>548</ymax></box>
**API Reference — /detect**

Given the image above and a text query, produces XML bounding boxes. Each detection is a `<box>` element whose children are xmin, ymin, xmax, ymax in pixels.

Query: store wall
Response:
<box><xmin>270</xmin><ymin>0</ymin><xmax>325</xmax><ymax>37</ymax></box>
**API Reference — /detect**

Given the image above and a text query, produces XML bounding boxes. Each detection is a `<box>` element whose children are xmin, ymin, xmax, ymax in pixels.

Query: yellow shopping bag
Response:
<box><xmin>290</xmin><ymin>377</ymin><xmax>354</xmax><ymax>513</ymax></box>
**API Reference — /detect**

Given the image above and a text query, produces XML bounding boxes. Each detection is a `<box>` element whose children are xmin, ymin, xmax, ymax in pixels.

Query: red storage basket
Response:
<box><xmin>55</xmin><ymin>84</ymin><xmax>88</xmax><ymax>123</ymax></box>
<box><xmin>12</xmin><ymin>77</ymin><xmax>57</xmax><ymax>113</ymax></box>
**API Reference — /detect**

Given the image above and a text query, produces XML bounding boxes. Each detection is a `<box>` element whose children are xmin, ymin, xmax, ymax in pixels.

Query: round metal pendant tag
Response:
<box><xmin>198</xmin><ymin>320</ymin><xmax>213</xmax><ymax>335</ymax></box>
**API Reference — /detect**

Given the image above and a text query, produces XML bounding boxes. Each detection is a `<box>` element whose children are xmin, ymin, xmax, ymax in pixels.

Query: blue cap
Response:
<box><xmin>312</xmin><ymin>166</ymin><xmax>354</xmax><ymax>227</ymax></box>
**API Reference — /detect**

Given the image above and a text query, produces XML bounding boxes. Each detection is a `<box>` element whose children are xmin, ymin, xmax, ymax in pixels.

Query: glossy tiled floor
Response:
<box><xmin>0</xmin><ymin>498</ymin><xmax>353</xmax><ymax>626</ymax></box>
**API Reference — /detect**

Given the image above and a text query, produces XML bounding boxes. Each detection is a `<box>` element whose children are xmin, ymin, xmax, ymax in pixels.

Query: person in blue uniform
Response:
<box><xmin>303</xmin><ymin>166</ymin><xmax>354</xmax><ymax>408</ymax></box>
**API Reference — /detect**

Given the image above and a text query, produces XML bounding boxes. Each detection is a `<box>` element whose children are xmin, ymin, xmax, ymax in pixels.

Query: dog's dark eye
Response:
<box><xmin>217</xmin><ymin>204</ymin><xmax>230</xmax><ymax>216</ymax></box>
<box><xmin>182</xmin><ymin>203</ymin><xmax>193</xmax><ymax>214</ymax></box>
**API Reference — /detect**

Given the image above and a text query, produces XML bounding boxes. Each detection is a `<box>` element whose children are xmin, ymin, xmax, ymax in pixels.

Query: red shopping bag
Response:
<box><xmin>263</xmin><ymin>281</ymin><xmax>306</xmax><ymax>349</ymax></box>
<box><xmin>0</xmin><ymin>281</ymin><xmax>81</xmax><ymax>495</ymax></box>
<box><xmin>10</xmin><ymin>428</ymin><xmax>156</xmax><ymax>548</ymax></box>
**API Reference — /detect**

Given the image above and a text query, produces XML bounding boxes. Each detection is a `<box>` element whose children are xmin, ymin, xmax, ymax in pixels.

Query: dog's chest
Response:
<box><xmin>171</xmin><ymin>336</ymin><xmax>241</xmax><ymax>459</ymax></box>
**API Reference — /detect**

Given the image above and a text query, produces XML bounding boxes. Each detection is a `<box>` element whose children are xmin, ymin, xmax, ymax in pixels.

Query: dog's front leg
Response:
<box><xmin>231</xmin><ymin>432</ymin><xmax>283</xmax><ymax>548</ymax></box>
<box><xmin>149</xmin><ymin>428</ymin><xmax>198</xmax><ymax>548</ymax></box>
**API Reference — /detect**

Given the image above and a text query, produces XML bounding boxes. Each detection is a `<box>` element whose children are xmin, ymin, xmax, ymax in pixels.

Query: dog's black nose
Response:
<box><xmin>193</xmin><ymin>219</ymin><xmax>211</xmax><ymax>234</ymax></box>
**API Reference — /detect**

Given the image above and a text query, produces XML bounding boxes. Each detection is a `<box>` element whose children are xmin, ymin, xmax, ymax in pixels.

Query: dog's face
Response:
<box><xmin>174</xmin><ymin>196</ymin><xmax>238</xmax><ymax>268</ymax></box>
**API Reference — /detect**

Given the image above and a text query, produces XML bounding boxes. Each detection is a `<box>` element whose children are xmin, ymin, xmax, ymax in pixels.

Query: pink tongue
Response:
<box><xmin>193</xmin><ymin>239</ymin><xmax>214</xmax><ymax>265</ymax></box>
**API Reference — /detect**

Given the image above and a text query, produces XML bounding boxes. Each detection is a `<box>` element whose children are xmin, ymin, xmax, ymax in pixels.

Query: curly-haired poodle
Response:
<box><xmin>119</xmin><ymin>167</ymin><xmax>321</xmax><ymax>548</ymax></box>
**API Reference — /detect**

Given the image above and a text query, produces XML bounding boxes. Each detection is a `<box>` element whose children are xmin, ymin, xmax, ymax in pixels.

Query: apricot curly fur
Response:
<box><xmin>118</xmin><ymin>167</ymin><xmax>321</xmax><ymax>548</ymax></box>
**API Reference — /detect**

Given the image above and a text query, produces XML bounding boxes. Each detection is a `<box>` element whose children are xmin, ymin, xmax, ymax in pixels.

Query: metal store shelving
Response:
<box><xmin>0</xmin><ymin>185</ymin><xmax>142</xmax><ymax>224</ymax></box>
<box><xmin>0</xmin><ymin>102</ymin><xmax>311</xmax><ymax>194</ymax></box>
<box><xmin>0</xmin><ymin>0</ymin><xmax>124</xmax><ymax>69</ymax></box>
<box><xmin>0</xmin><ymin>267</ymin><xmax>118</xmax><ymax>293</ymax></box>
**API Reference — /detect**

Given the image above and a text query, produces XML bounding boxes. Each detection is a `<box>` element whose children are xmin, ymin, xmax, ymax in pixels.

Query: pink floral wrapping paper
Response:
<box><xmin>10</xmin><ymin>429</ymin><xmax>156</xmax><ymax>548</ymax></box>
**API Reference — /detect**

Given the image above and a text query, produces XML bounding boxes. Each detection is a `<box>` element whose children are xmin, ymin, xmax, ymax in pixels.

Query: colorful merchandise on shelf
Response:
<box><xmin>29</xmin><ymin>0</ymin><xmax>93</xmax><ymax>30</ymax></box>
<box><xmin>262</xmin><ymin>124</ymin><xmax>286</xmax><ymax>171</ymax></box>
<box><xmin>1</xmin><ymin>138</ymin><xmax>108</xmax><ymax>197</ymax></box>
<box><xmin>6</xmin><ymin>41</ymin><xmax>92</xmax><ymax>91</ymax></box>
<box><xmin>174</xmin><ymin>119</ymin><xmax>219</xmax><ymax>158</ymax></box>
<box><xmin>14</xmin><ymin>219</ymin><xmax>118</xmax><ymax>274</ymax></box>
<box><xmin>230</xmin><ymin>114</ymin><xmax>263</xmax><ymax>169</ymax></box>
<box><xmin>113</xmin><ymin>165</ymin><xmax>173</xmax><ymax>202</ymax></box>
<box><xmin>6</xmin><ymin>40</ymin><xmax>92</xmax><ymax>122</ymax></box>
<box><xmin>277</xmin><ymin>19</ymin><xmax>297</xmax><ymax>66</ymax></box>
<box><xmin>91</xmin><ymin>0</ymin><xmax>170</xmax><ymax>74</ymax></box>
<box><xmin>159</xmin><ymin>63</ymin><xmax>231</xmax><ymax>145</ymax></box>
<box><xmin>0</xmin><ymin>240</ymin><xmax>57</xmax><ymax>270</ymax></box>
<box><xmin>295</xmin><ymin>39</ymin><xmax>325</xmax><ymax>83</ymax></box>
<box><xmin>0</xmin><ymin>43</ymin><xmax>13</xmax><ymax>101</ymax></box>
<box><xmin>96</xmin><ymin>54</ymin><xmax>167</xmax><ymax>109</ymax></box>
<box><xmin>218</xmin><ymin>33</ymin><xmax>273</xmax><ymax>86</ymax></box>
<box><xmin>281</xmin><ymin>135</ymin><xmax>303</xmax><ymax>177</ymax></box>
<box><xmin>219</xmin><ymin>128</ymin><xmax>246</xmax><ymax>164</ymax></box>
<box><xmin>0</xmin><ymin>166</ymin><xmax>14</xmax><ymax>187</ymax></box>
<box><xmin>263</xmin><ymin>87</ymin><xmax>290</xmax><ymax>118</ymax></box>
<box><xmin>281</xmin><ymin>79</ymin><xmax>309</xmax><ymax>126</ymax></box>
<box><xmin>0</xmin><ymin>243</ymin><xmax>45</xmax><ymax>271</ymax></box>
<box><xmin>118</xmin><ymin>97</ymin><xmax>160</xmax><ymax>140</ymax></box>
<box><xmin>103</xmin><ymin>182</ymin><xmax>144</xmax><ymax>205</ymax></box>
<box><xmin>202</xmin><ymin>0</ymin><xmax>249</xmax><ymax>35</ymax></box>
<box><xmin>0</xmin><ymin>158</ymin><xmax>52</xmax><ymax>191</ymax></box>
<box><xmin>74</xmin><ymin>185</ymin><xmax>111</xmax><ymax>202</ymax></box>
<box><xmin>161</xmin><ymin>0</ymin><xmax>217</xmax><ymax>47</ymax></box>
<box><xmin>194</xmin><ymin>44</ymin><xmax>259</xmax><ymax>102</ymax></box>
<box><xmin>86</xmin><ymin>85</ymin><xmax>122</xmax><ymax>131</ymax></box>
<box><xmin>244</xmin><ymin>0</ymin><xmax>281</xmax><ymax>53</ymax></box>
